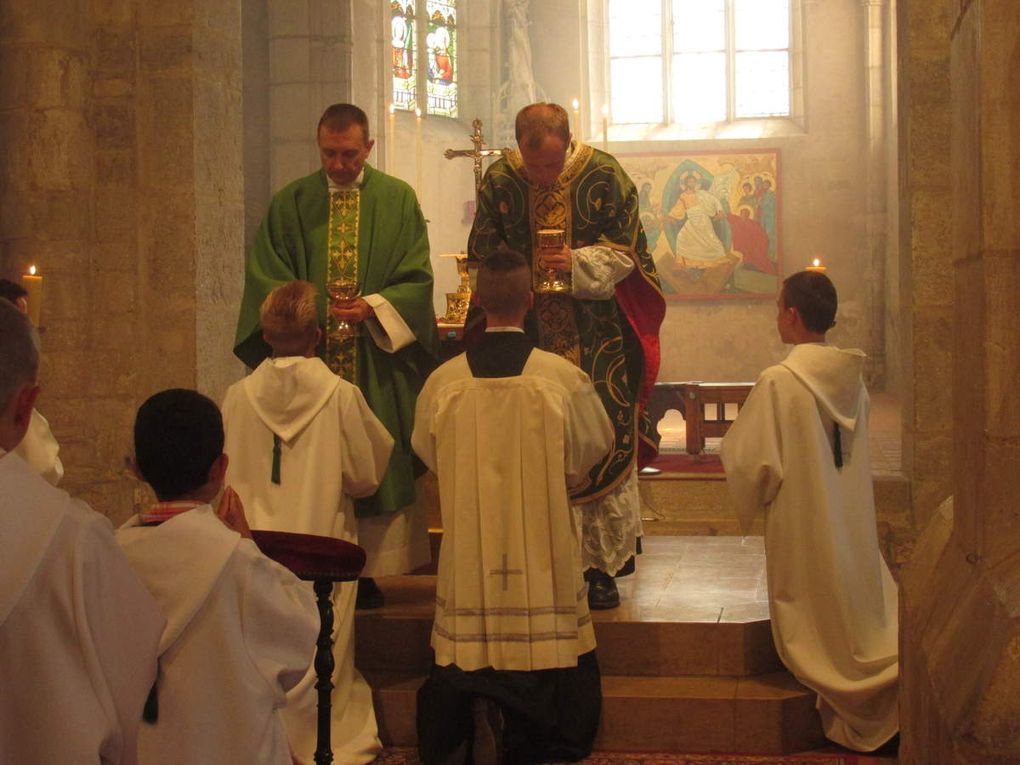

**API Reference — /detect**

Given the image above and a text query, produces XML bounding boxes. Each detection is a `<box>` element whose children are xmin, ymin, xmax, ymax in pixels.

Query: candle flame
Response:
<box><xmin>602</xmin><ymin>104</ymin><xmax>609</xmax><ymax>116</ymax></box>
<box><xmin>415</xmin><ymin>108</ymin><xmax>422</xmax><ymax>119</ymax></box>
<box><xmin>812</xmin><ymin>258</ymin><xmax>821</xmax><ymax>267</ymax></box>
<box><xmin>389</xmin><ymin>104</ymin><xmax>395</xmax><ymax>115</ymax></box>
<box><xmin>572</xmin><ymin>98</ymin><xmax>580</xmax><ymax>110</ymax></box>
<box><xmin>28</xmin><ymin>265</ymin><xmax>37</xmax><ymax>276</ymax></box>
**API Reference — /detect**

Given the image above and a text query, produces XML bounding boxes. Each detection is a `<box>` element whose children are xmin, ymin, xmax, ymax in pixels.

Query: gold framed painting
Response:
<box><xmin>619</xmin><ymin>149</ymin><xmax>781</xmax><ymax>300</ymax></box>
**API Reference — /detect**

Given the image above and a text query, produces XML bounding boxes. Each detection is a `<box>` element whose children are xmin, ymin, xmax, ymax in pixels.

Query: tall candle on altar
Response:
<box><xmin>387</xmin><ymin>104</ymin><xmax>396</xmax><ymax>175</ymax></box>
<box><xmin>571</xmin><ymin>98</ymin><xmax>581</xmax><ymax>140</ymax></box>
<box><xmin>415</xmin><ymin>108</ymin><xmax>423</xmax><ymax>202</ymax></box>
<box><xmin>21</xmin><ymin>265</ymin><xmax>43</xmax><ymax>326</ymax></box>
<box><xmin>601</xmin><ymin>105</ymin><xmax>609</xmax><ymax>152</ymax></box>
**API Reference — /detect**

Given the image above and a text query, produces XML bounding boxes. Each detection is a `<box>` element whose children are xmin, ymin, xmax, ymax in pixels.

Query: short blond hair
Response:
<box><xmin>259</xmin><ymin>281</ymin><xmax>321</xmax><ymax>356</ymax></box>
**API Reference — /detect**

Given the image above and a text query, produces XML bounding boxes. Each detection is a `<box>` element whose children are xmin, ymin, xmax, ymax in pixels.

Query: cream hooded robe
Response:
<box><xmin>720</xmin><ymin>343</ymin><xmax>898</xmax><ymax>752</ymax></box>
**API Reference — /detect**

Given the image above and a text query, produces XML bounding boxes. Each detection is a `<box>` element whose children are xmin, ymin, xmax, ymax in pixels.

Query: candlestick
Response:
<box><xmin>571</xmin><ymin>98</ymin><xmax>580</xmax><ymax>141</ymax></box>
<box><xmin>387</xmin><ymin>104</ymin><xmax>396</xmax><ymax>176</ymax></box>
<box><xmin>415</xmin><ymin>108</ymin><xmax>423</xmax><ymax>203</ymax></box>
<box><xmin>21</xmin><ymin>265</ymin><xmax>43</xmax><ymax>326</ymax></box>
<box><xmin>601</xmin><ymin>105</ymin><xmax>609</xmax><ymax>152</ymax></box>
<box><xmin>805</xmin><ymin>258</ymin><xmax>827</xmax><ymax>273</ymax></box>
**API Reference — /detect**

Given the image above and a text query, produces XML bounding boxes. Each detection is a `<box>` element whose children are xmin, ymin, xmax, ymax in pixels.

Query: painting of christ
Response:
<box><xmin>618</xmin><ymin>150</ymin><xmax>781</xmax><ymax>300</ymax></box>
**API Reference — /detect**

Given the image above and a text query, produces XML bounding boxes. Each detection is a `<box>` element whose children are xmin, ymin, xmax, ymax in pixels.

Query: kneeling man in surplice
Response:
<box><xmin>720</xmin><ymin>270</ymin><xmax>898</xmax><ymax>752</ymax></box>
<box><xmin>412</xmin><ymin>250</ymin><xmax>614</xmax><ymax>765</ymax></box>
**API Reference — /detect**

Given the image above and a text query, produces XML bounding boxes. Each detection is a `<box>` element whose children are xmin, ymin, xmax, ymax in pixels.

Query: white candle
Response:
<box><xmin>21</xmin><ymin>265</ymin><xmax>43</xmax><ymax>326</ymax></box>
<box><xmin>387</xmin><ymin>104</ymin><xmax>396</xmax><ymax>175</ymax></box>
<box><xmin>601</xmin><ymin>104</ymin><xmax>609</xmax><ymax>152</ymax></box>
<box><xmin>571</xmin><ymin>98</ymin><xmax>581</xmax><ymax>140</ymax></box>
<box><xmin>415</xmin><ymin>108</ymin><xmax>423</xmax><ymax>202</ymax></box>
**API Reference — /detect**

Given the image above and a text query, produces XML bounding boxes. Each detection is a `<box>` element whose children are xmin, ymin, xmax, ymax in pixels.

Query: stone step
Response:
<box><xmin>355</xmin><ymin>575</ymin><xmax>783</xmax><ymax>678</ymax></box>
<box><xmin>365</xmin><ymin>669</ymin><xmax>827</xmax><ymax>755</ymax></box>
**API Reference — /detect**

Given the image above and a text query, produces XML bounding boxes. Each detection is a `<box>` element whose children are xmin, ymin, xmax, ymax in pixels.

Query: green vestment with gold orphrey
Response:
<box><xmin>235</xmin><ymin>164</ymin><xmax>440</xmax><ymax>518</ymax></box>
<box><xmin>468</xmin><ymin>144</ymin><xmax>662</xmax><ymax>502</ymax></box>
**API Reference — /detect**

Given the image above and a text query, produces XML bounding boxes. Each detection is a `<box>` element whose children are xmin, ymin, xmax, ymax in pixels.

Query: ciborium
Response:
<box><xmin>440</xmin><ymin>253</ymin><xmax>472</xmax><ymax>324</ymax></box>
<box><xmin>326</xmin><ymin>278</ymin><xmax>360</xmax><ymax>340</ymax></box>
<box><xmin>534</xmin><ymin>228</ymin><xmax>571</xmax><ymax>294</ymax></box>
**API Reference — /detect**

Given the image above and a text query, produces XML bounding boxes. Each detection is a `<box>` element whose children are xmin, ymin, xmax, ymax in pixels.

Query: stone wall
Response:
<box><xmin>900</xmin><ymin>0</ymin><xmax>1020</xmax><ymax>761</ymax></box>
<box><xmin>0</xmin><ymin>0</ymin><xmax>244</xmax><ymax>524</ymax></box>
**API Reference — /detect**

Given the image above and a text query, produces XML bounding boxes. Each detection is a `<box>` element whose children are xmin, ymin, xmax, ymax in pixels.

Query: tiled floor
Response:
<box><xmin>655</xmin><ymin>391</ymin><xmax>902</xmax><ymax>474</ymax></box>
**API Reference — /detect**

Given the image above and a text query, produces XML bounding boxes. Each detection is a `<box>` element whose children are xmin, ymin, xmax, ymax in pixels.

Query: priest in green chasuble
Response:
<box><xmin>468</xmin><ymin>102</ymin><xmax>665</xmax><ymax>609</ymax></box>
<box><xmin>235</xmin><ymin>104</ymin><xmax>440</xmax><ymax>592</ymax></box>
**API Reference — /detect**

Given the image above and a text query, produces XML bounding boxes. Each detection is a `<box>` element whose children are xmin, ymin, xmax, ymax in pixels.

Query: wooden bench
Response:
<box><xmin>647</xmin><ymin>381</ymin><xmax>755</xmax><ymax>454</ymax></box>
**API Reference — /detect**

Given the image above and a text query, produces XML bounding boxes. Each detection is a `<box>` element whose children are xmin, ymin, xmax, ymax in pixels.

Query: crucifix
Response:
<box><xmin>444</xmin><ymin>118</ymin><xmax>505</xmax><ymax>201</ymax></box>
<box><xmin>488</xmin><ymin>552</ymin><xmax>523</xmax><ymax>591</ymax></box>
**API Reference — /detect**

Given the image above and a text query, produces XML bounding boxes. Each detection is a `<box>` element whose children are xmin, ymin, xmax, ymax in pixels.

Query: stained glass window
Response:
<box><xmin>391</xmin><ymin>1</ymin><xmax>417</xmax><ymax>111</ymax></box>
<box><xmin>425</xmin><ymin>0</ymin><xmax>458</xmax><ymax>117</ymax></box>
<box><xmin>607</xmin><ymin>0</ymin><xmax>791</xmax><ymax>126</ymax></box>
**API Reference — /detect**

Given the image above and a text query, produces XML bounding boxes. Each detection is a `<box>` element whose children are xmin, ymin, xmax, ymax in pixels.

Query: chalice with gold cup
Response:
<box><xmin>326</xmin><ymin>278</ymin><xmax>361</xmax><ymax>340</ymax></box>
<box><xmin>535</xmin><ymin>228</ymin><xmax>571</xmax><ymax>294</ymax></box>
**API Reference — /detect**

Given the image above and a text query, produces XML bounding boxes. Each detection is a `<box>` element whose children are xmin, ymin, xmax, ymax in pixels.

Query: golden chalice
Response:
<box><xmin>326</xmin><ymin>278</ymin><xmax>361</xmax><ymax>340</ymax></box>
<box><xmin>441</xmin><ymin>254</ymin><xmax>472</xmax><ymax>324</ymax></box>
<box><xmin>534</xmin><ymin>228</ymin><xmax>571</xmax><ymax>294</ymax></box>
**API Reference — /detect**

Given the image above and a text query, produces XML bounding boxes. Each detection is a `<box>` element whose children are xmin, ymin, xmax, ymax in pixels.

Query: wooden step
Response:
<box><xmin>364</xmin><ymin>669</ymin><xmax>826</xmax><ymax>755</ymax></box>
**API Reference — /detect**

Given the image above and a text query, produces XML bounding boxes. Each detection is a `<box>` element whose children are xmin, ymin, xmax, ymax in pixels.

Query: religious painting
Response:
<box><xmin>391</xmin><ymin>1</ymin><xmax>417</xmax><ymax>111</ymax></box>
<box><xmin>617</xmin><ymin>149</ymin><xmax>781</xmax><ymax>300</ymax></box>
<box><xmin>425</xmin><ymin>0</ymin><xmax>458</xmax><ymax>117</ymax></box>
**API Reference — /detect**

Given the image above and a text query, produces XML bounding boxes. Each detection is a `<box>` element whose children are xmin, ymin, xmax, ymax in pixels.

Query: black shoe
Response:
<box><xmin>584</xmin><ymin>568</ymin><xmax>620</xmax><ymax>610</ymax></box>
<box><xmin>356</xmin><ymin>577</ymin><xmax>384</xmax><ymax>609</ymax></box>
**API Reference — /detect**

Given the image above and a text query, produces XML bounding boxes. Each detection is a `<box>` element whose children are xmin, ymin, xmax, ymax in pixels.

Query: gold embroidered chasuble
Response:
<box><xmin>325</xmin><ymin>189</ymin><xmax>360</xmax><ymax>382</ymax></box>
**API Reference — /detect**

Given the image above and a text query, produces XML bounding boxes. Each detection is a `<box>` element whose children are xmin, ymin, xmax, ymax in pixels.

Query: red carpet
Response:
<box><xmin>371</xmin><ymin>749</ymin><xmax>856</xmax><ymax>765</ymax></box>
<box><xmin>643</xmin><ymin>451</ymin><xmax>725</xmax><ymax>479</ymax></box>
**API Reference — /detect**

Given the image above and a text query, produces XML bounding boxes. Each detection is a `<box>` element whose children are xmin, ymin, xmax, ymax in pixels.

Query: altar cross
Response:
<box><xmin>444</xmin><ymin>118</ymin><xmax>505</xmax><ymax>200</ymax></box>
<box><xmin>488</xmin><ymin>552</ymin><xmax>523</xmax><ymax>591</ymax></box>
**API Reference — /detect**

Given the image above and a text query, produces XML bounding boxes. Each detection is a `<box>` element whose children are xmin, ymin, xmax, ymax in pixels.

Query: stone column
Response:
<box><xmin>900</xmin><ymin>1</ymin><xmax>1020</xmax><ymax>761</ymax></box>
<box><xmin>897</xmin><ymin>0</ymin><xmax>954</xmax><ymax>530</ymax></box>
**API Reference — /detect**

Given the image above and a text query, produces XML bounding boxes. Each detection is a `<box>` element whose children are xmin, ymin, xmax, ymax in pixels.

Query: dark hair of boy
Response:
<box><xmin>477</xmin><ymin>249</ymin><xmax>531</xmax><ymax>317</ymax></box>
<box><xmin>134</xmin><ymin>389</ymin><xmax>224</xmax><ymax>501</ymax></box>
<box><xmin>0</xmin><ymin>278</ymin><xmax>28</xmax><ymax>303</ymax></box>
<box><xmin>782</xmin><ymin>271</ymin><xmax>838</xmax><ymax>334</ymax></box>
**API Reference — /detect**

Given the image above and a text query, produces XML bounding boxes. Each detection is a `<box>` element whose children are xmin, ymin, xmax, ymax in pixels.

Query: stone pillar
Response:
<box><xmin>900</xmin><ymin>1</ymin><xmax>1020</xmax><ymax>761</ymax></box>
<box><xmin>0</xmin><ymin>0</ymin><xmax>244</xmax><ymax>524</ymax></box>
<box><xmin>897</xmin><ymin>0</ymin><xmax>954</xmax><ymax>529</ymax></box>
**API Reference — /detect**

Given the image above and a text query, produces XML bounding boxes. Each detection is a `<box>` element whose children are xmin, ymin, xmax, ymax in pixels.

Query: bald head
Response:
<box><xmin>515</xmin><ymin>103</ymin><xmax>571</xmax><ymax>151</ymax></box>
<box><xmin>477</xmin><ymin>250</ymin><xmax>533</xmax><ymax>325</ymax></box>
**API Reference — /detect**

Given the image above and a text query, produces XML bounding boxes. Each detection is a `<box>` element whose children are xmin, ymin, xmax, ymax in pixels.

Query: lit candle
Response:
<box><xmin>21</xmin><ymin>265</ymin><xmax>43</xmax><ymax>326</ymax></box>
<box><xmin>571</xmin><ymin>98</ymin><xmax>580</xmax><ymax>140</ymax></box>
<box><xmin>387</xmin><ymin>103</ymin><xmax>396</xmax><ymax>176</ymax></box>
<box><xmin>415</xmin><ymin>107</ymin><xmax>423</xmax><ymax>203</ymax></box>
<box><xmin>806</xmin><ymin>258</ymin><xmax>827</xmax><ymax>273</ymax></box>
<box><xmin>601</xmin><ymin>104</ymin><xmax>609</xmax><ymax>152</ymax></box>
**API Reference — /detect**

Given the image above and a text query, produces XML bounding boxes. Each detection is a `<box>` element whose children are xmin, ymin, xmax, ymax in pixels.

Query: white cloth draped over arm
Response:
<box><xmin>563</xmin><ymin>372</ymin><xmax>615</xmax><ymax>488</ymax></box>
<box><xmin>720</xmin><ymin>375</ymin><xmax>785</xmax><ymax>536</ymax></box>
<box><xmin>570</xmin><ymin>245</ymin><xmax>635</xmax><ymax>300</ymax></box>
<box><xmin>362</xmin><ymin>293</ymin><xmax>417</xmax><ymax>352</ymax></box>
<box><xmin>13</xmin><ymin>409</ymin><xmax>64</xmax><ymax>486</ymax></box>
<box><xmin>241</xmin><ymin>548</ymin><xmax>319</xmax><ymax>704</ymax></box>
<box><xmin>339</xmin><ymin>385</ymin><xmax>395</xmax><ymax>498</ymax></box>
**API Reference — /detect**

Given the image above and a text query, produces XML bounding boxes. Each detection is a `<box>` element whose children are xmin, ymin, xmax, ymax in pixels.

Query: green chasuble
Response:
<box><xmin>469</xmin><ymin>143</ymin><xmax>663</xmax><ymax>503</ymax></box>
<box><xmin>235</xmin><ymin>164</ymin><xmax>440</xmax><ymax>518</ymax></box>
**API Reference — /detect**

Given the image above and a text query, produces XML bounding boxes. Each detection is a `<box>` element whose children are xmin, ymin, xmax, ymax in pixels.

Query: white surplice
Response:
<box><xmin>12</xmin><ymin>407</ymin><xmax>63</xmax><ymax>485</ymax></box>
<box><xmin>0</xmin><ymin>450</ymin><xmax>163</xmax><ymax>765</ymax></box>
<box><xmin>118</xmin><ymin>506</ymin><xmax>318</xmax><ymax>765</ymax></box>
<box><xmin>412</xmin><ymin>347</ymin><xmax>614</xmax><ymax>671</ymax></box>
<box><xmin>222</xmin><ymin>356</ymin><xmax>394</xmax><ymax>765</ymax></box>
<box><xmin>720</xmin><ymin>343</ymin><xmax>899</xmax><ymax>752</ymax></box>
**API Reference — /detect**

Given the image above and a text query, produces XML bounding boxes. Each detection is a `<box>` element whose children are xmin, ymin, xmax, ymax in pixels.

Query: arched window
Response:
<box><xmin>390</xmin><ymin>0</ymin><xmax>459</xmax><ymax>118</ymax></box>
<box><xmin>607</xmin><ymin>0</ymin><xmax>792</xmax><ymax>127</ymax></box>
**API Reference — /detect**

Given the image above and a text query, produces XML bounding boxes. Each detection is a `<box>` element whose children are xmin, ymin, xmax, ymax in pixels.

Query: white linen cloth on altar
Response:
<box><xmin>720</xmin><ymin>343</ymin><xmax>899</xmax><ymax>752</ymax></box>
<box><xmin>412</xmin><ymin>347</ymin><xmax>614</xmax><ymax>671</ymax></box>
<box><xmin>222</xmin><ymin>355</ymin><xmax>394</xmax><ymax>765</ymax></box>
<box><xmin>0</xmin><ymin>450</ymin><xmax>162</xmax><ymax>765</ymax></box>
<box><xmin>118</xmin><ymin>505</ymin><xmax>318</xmax><ymax>765</ymax></box>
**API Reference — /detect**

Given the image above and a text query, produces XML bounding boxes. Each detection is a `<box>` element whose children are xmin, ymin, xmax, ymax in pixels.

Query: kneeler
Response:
<box><xmin>252</xmin><ymin>530</ymin><xmax>367</xmax><ymax>765</ymax></box>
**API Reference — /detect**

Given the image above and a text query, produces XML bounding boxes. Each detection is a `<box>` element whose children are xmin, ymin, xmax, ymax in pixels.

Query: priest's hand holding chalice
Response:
<box><xmin>326</xmin><ymin>278</ymin><xmax>372</xmax><ymax>340</ymax></box>
<box><xmin>535</xmin><ymin>228</ymin><xmax>572</xmax><ymax>294</ymax></box>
